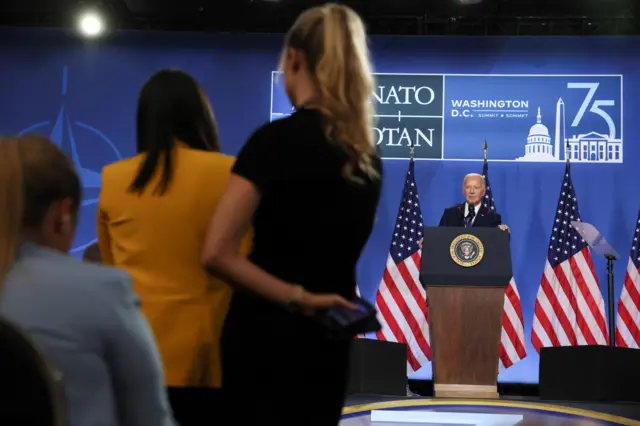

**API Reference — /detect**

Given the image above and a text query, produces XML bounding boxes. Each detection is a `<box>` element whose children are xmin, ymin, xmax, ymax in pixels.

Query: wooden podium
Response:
<box><xmin>420</xmin><ymin>227</ymin><xmax>512</xmax><ymax>399</ymax></box>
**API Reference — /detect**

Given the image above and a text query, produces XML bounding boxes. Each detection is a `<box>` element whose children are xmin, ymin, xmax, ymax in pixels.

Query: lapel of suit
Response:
<box><xmin>472</xmin><ymin>205</ymin><xmax>488</xmax><ymax>227</ymax></box>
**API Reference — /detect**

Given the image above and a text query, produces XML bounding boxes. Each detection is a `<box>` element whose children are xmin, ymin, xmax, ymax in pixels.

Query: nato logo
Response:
<box><xmin>373</xmin><ymin>74</ymin><xmax>444</xmax><ymax>160</ymax></box>
<box><xmin>19</xmin><ymin>67</ymin><xmax>122</xmax><ymax>254</ymax></box>
<box><xmin>269</xmin><ymin>71</ymin><xmax>445</xmax><ymax>160</ymax></box>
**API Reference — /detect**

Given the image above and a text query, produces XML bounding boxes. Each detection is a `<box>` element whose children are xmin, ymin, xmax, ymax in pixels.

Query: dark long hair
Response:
<box><xmin>129</xmin><ymin>69</ymin><xmax>221</xmax><ymax>195</ymax></box>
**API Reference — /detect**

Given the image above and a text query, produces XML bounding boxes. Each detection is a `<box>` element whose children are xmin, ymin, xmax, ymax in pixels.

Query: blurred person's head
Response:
<box><xmin>0</xmin><ymin>135</ymin><xmax>81</xmax><ymax>281</ymax></box>
<box><xmin>130</xmin><ymin>69</ymin><xmax>220</xmax><ymax>195</ymax></box>
<box><xmin>279</xmin><ymin>3</ymin><xmax>379</xmax><ymax>182</ymax></box>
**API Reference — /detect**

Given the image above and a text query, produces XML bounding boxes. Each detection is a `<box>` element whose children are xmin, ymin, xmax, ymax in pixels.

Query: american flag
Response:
<box><xmin>374</xmin><ymin>159</ymin><xmax>431</xmax><ymax>374</ymax></box>
<box><xmin>615</xmin><ymin>209</ymin><xmax>640</xmax><ymax>348</ymax></box>
<box><xmin>531</xmin><ymin>162</ymin><xmax>609</xmax><ymax>352</ymax></box>
<box><xmin>481</xmin><ymin>160</ymin><xmax>527</xmax><ymax>369</ymax></box>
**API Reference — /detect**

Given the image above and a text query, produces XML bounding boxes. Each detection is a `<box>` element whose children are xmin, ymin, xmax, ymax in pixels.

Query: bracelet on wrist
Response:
<box><xmin>286</xmin><ymin>284</ymin><xmax>304</xmax><ymax>311</ymax></box>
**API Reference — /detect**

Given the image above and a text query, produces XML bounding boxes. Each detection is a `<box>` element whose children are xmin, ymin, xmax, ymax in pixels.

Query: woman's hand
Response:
<box><xmin>298</xmin><ymin>291</ymin><xmax>357</xmax><ymax>316</ymax></box>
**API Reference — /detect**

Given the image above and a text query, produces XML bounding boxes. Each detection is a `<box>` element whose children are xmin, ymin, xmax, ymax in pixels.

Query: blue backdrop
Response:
<box><xmin>1</xmin><ymin>29</ymin><xmax>638</xmax><ymax>384</ymax></box>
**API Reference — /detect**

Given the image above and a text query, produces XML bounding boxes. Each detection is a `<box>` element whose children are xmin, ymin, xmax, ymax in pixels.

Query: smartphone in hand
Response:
<box><xmin>317</xmin><ymin>297</ymin><xmax>381</xmax><ymax>337</ymax></box>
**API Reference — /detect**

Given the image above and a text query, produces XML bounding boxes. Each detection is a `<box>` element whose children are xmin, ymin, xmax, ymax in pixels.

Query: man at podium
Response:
<box><xmin>440</xmin><ymin>173</ymin><xmax>509</xmax><ymax>230</ymax></box>
<box><xmin>419</xmin><ymin>174</ymin><xmax>514</xmax><ymax>399</ymax></box>
<box><xmin>420</xmin><ymin>174</ymin><xmax>509</xmax><ymax>248</ymax></box>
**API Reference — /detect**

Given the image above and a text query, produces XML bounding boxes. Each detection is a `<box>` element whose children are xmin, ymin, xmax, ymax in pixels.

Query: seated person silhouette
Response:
<box><xmin>0</xmin><ymin>135</ymin><xmax>176</xmax><ymax>426</ymax></box>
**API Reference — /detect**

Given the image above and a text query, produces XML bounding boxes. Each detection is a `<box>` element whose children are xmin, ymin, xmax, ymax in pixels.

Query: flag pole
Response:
<box><xmin>606</xmin><ymin>248</ymin><xmax>616</xmax><ymax>346</ymax></box>
<box><xmin>483</xmin><ymin>139</ymin><xmax>488</xmax><ymax>163</ymax></box>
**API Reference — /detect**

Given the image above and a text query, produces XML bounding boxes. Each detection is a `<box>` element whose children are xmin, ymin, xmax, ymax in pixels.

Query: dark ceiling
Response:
<box><xmin>0</xmin><ymin>0</ymin><xmax>638</xmax><ymax>35</ymax></box>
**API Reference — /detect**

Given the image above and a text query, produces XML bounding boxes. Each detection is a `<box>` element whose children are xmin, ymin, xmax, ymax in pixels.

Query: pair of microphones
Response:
<box><xmin>458</xmin><ymin>204</ymin><xmax>476</xmax><ymax>222</ymax></box>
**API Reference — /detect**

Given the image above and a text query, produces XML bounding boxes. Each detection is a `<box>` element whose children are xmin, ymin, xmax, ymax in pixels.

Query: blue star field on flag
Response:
<box><xmin>390</xmin><ymin>159</ymin><xmax>423</xmax><ymax>264</ymax></box>
<box><xmin>547</xmin><ymin>163</ymin><xmax>587</xmax><ymax>268</ymax></box>
<box><xmin>482</xmin><ymin>159</ymin><xmax>496</xmax><ymax>211</ymax></box>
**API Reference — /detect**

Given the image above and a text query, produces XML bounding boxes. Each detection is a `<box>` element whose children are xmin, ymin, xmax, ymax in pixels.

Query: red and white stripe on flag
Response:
<box><xmin>373</xmin><ymin>158</ymin><xmax>430</xmax><ymax>375</ymax></box>
<box><xmin>532</xmin><ymin>249</ymin><xmax>609</xmax><ymax>350</ymax></box>
<box><xmin>615</xmin><ymin>212</ymin><xmax>640</xmax><ymax>348</ymax></box>
<box><xmin>375</xmin><ymin>252</ymin><xmax>431</xmax><ymax>375</ymax></box>
<box><xmin>531</xmin><ymin>164</ymin><xmax>608</xmax><ymax>351</ymax></box>
<box><xmin>499</xmin><ymin>277</ymin><xmax>527</xmax><ymax>370</ymax></box>
<box><xmin>616</xmin><ymin>258</ymin><xmax>640</xmax><ymax>347</ymax></box>
<box><xmin>482</xmin><ymin>159</ymin><xmax>526</xmax><ymax>370</ymax></box>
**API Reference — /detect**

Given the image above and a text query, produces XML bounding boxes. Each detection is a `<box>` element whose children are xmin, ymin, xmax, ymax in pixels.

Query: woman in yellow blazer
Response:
<box><xmin>97</xmin><ymin>70</ymin><xmax>249</xmax><ymax>426</ymax></box>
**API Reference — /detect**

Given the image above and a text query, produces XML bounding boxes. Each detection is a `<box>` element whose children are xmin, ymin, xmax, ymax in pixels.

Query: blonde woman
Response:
<box><xmin>202</xmin><ymin>4</ymin><xmax>381</xmax><ymax>425</ymax></box>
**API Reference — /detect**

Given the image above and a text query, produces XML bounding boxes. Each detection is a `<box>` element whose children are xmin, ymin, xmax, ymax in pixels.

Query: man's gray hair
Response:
<box><xmin>463</xmin><ymin>173</ymin><xmax>486</xmax><ymax>188</ymax></box>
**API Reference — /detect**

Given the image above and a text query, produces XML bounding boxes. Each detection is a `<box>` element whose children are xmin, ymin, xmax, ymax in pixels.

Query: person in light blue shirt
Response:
<box><xmin>0</xmin><ymin>134</ymin><xmax>176</xmax><ymax>426</ymax></box>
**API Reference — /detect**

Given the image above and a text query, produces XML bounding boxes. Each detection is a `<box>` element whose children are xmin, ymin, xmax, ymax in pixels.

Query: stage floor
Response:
<box><xmin>342</xmin><ymin>396</ymin><xmax>640</xmax><ymax>425</ymax></box>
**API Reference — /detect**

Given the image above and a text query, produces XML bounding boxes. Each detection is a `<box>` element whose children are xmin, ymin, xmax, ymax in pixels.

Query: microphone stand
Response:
<box><xmin>605</xmin><ymin>254</ymin><xmax>616</xmax><ymax>347</ymax></box>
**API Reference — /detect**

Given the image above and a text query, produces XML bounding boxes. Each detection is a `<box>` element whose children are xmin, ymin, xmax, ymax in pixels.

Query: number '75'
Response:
<box><xmin>567</xmin><ymin>82</ymin><xmax>616</xmax><ymax>139</ymax></box>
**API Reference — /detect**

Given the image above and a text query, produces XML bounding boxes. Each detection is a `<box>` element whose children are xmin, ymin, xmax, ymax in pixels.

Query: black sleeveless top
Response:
<box><xmin>227</xmin><ymin>107</ymin><xmax>382</xmax><ymax>334</ymax></box>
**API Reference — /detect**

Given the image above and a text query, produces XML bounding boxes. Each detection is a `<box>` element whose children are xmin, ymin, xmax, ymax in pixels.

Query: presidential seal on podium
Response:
<box><xmin>450</xmin><ymin>234</ymin><xmax>484</xmax><ymax>267</ymax></box>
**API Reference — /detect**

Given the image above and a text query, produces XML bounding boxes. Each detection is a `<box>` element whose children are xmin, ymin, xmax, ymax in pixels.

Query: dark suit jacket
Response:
<box><xmin>438</xmin><ymin>203</ymin><xmax>502</xmax><ymax>227</ymax></box>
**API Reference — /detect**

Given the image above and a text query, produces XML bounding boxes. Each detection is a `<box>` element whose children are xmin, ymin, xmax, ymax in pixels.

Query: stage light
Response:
<box><xmin>78</xmin><ymin>12</ymin><xmax>104</xmax><ymax>37</ymax></box>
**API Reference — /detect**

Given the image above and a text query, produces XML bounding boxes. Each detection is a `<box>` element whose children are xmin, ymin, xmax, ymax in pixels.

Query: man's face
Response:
<box><xmin>463</xmin><ymin>176</ymin><xmax>486</xmax><ymax>206</ymax></box>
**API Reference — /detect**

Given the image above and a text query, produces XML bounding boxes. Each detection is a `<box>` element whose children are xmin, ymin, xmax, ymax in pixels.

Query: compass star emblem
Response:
<box><xmin>19</xmin><ymin>67</ymin><xmax>123</xmax><ymax>253</ymax></box>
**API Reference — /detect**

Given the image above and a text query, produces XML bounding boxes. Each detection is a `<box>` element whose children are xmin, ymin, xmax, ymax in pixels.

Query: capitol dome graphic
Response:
<box><xmin>517</xmin><ymin>107</ymin><xmax>555</xmax><ymax>161</ymax></box>
<box><xmin>19</xmin><ymin>67</ymin><xmax>122</xmax><ymax>253</ymax></box>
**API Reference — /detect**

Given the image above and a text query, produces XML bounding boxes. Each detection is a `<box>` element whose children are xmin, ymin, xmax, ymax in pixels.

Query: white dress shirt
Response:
<box><xmin>463</xmin><ymin>202</ymin><xmax>482</xmax><ymax>225</ymax></box>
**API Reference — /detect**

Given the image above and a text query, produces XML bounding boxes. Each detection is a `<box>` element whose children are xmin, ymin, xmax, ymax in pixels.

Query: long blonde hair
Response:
<box><xmin>281</xmin><ymin>3</ymin><xmax>378</xmax><ymax>182</ymax></box>
<box><xmin>0</xmin><ymin>135</ymin><xmax>81</xmax><ymax>286</ymax></box>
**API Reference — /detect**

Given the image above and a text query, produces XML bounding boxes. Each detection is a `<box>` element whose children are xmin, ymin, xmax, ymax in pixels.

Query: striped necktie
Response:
<box><xmin>465</xmin><ymin>205</ymin><xmax>476</xmax><ymax>228</ymax></box>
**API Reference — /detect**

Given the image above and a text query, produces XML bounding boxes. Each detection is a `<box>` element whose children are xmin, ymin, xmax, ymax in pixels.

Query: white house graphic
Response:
<box><xmin>567</xmin><ymin>131</ymin><xmax>622</xmax><ymax>162</ymax></box>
